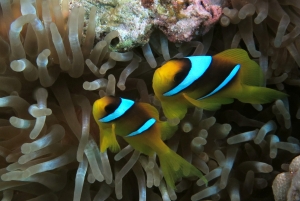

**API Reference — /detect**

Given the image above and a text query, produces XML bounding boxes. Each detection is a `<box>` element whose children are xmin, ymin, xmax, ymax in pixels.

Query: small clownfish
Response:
<box><xmin>92</xmin><ymin>96</ymin><xmax>207</xmax><ymax>188</ymax></box>
<box><xmin>152</xmin><ymin>49</ymin><xmax>287</xmax><ymax>121</ymax></box>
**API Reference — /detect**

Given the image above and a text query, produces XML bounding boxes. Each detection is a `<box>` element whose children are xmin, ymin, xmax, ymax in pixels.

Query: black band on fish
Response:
<box><xmin>198</xmin><ymin>64</ymin><xmax>241</xmax><ymax>100</ymax></box>
<box><xmin>100</xmin><ymin>98</ymin><xmax>134</xmax><ymax>123</ymax></box>
<box><xmin>163</xmin><ymin>56</ymin><xmax>212</xmax><ymax>96</ymax></box>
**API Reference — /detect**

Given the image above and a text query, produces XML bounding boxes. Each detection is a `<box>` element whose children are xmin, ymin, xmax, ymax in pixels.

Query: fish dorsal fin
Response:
<box><xmin>139</xmin><ymin>102</ymin><xmax>160</xmax><ymax>119</ymax></box>
<box><xmin>213</xmin><ymin>49</ymin><xmax>264</xmax><ymax>86</ymax></box>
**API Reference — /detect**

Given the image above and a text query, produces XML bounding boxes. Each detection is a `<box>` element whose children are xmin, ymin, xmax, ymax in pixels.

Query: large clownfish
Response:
<box><xmin>153</xmin><ymin>49</ymin><xmax>287</xmax><ymax>121</ymax></box>
<box><xmin>92</xmin><ymin>96</ymin><xmax>206</xmax><ymax>188</ymax></box>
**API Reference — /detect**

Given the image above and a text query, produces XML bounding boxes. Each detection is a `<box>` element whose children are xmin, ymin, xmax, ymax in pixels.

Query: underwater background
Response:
<box><xmin>0</xmin><ymin>0</ymin><xmax>299</xmax><ymax>200</ymax></box>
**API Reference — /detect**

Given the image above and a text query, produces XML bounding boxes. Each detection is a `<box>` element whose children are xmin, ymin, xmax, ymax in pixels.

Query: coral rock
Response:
<box><xmin>287</xmin><ymin>170</ymin><xmax>300</xmax><ymax>201</ymax></box>
<box><xmin>75</xmin><ymin>0</ymin><xmax>230</xmax><ymax>51</ymax></box>
<box><xmin>272</xmin><ymin>155</ymin><xmax>300</xmax><ymax>201</ymax></box>
<box><xmin>272</xmin><ymin>172</ymin><xmax>292</xmax><ymax>201</ymax></box>
<box><xmin>76</xmin><ymin>0</ymin><xmax>154</xmax><ymax>51</ymax></box>
<box><xmin>152</xmin><ymin>0</ymin><xmax>230</xmax><ymax>43</ymax></box>
<box><xmin>289</xmin><ymin>155</ymin><xmax>300</xmax><ymax>173</ymax></box>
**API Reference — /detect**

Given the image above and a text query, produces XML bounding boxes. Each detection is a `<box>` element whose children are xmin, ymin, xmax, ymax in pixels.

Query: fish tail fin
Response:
<box><xmin>100</xmin><ymin>125</ymin><xmax>120</xmax><ymax>153</ymax></box>
<box><xmin>237</xmin><ymin>85</ymin><xmax>287</xmax><ymax>104</ymax></box>
<box><xmin>160</xmin><ymin>121</ymin><xmax>178</xmax><ymax>141</ymax></box>
<box><xmin>157</xmin><ymin>146</ymin><xmax>207</xmax><ymax>189</ymax></box>
<box><xmin>214</xmin><ymin>48</ymin><xmax>264</xmax><ymax>86</ymax></box>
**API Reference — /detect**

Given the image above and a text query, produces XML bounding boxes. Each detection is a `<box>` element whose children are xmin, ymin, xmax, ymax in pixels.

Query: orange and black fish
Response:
<box><xmin>153</xmin><ymin>49</ymin><xmax>287</xmax><ymax>121</ymax></box>
<box><xmin>92</xmin><ymin>96</ymin><xmax>207</xmax><ymax>188</ymax></box>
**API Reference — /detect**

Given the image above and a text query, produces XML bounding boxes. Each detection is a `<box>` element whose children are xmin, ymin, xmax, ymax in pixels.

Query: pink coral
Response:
<box><xmin>153</xmin><ymin>0</ymin><xmax>230</xmax><ymax>43</ymax></box>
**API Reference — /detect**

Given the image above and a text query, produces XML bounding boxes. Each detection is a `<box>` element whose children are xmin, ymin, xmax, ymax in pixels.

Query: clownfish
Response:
<box><xmin>92</xmin><ymin>96</ymin><xmax>207</xmax><ymax>188</ymax></box>
<box><xmin>153</xmin><ymin>49</ymin><xmax>287</xmax><ymax>121</ymax></box>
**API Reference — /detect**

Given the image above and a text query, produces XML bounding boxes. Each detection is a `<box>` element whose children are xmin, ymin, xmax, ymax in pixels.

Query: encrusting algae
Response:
<box><xmin>0</xmin><ymin>0</ymin><xmax>299</xmax><ymax>201</ymax></box>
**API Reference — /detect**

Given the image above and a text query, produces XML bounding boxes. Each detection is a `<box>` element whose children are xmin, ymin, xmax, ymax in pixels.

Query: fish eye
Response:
<box><xmin>104</xmin><ymin>103</ymin><xmax>119</xmax><ymax>114</ymax></box>
<box><xmin>174</xmin><ymin>71</ymin><xmax>186</xmax><ymax>84</ymax></box>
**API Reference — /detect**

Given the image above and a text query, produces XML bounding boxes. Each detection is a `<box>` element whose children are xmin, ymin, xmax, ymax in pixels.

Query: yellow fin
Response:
<box><xmin>99</xmin><ymin>124</ymin><xmax>120</xmax><ymax>153</ymax></box>
<box><xmin>161</xmin><ymin>99</ymin><xmax>188</xmax><ymax>120</ymax></box>
<box><xmin>139</xmin><ymin>102</ymin><xmax>160</xmax><ymax>119</ymax></box>
<box><xmin>205</xmin><ymin>97</ymin><xmax>234</xmax><ymax>105</ymax></box>
<box><xmin>237</xmin><ymin>85</ymin><xmax>287</xmax><ymax>104</ymax></box>
<box><xmin>214</xmin><ymin>48</ymin><xmax>264</xmax><ymax>86</ymax></box>
<box><xmin>183</xmin><ymin>93</ymin><xmax>222</xmax><ymax>111</ymax></box>
<box><xmin>139</xmin><ymin>102</ymin><xmax>178</xmax><ymax>140</ymax></box>
<box><xmin>159</xmin><ymin>148</ymin><xmax>207</xmax><ymax>189</ymax></box>
<box><xmin>160</xmin><ymin>121</ymin><xmax>178</xmax><ymax>141</ymax></box>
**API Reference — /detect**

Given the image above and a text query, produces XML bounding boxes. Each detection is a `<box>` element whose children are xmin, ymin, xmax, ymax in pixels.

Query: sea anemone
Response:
<box><xmin>0</xmin><ymin>0</ymin><xmax>299</xmax><ymax>200</ymax></box>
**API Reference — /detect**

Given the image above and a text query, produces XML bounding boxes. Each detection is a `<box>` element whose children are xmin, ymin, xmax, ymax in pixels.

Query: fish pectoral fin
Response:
<box><xmin>100</xmin><ymin>124</ymin><xmax>120</xmax><ymax>153</ymax></box>
<box><xmin>183</xmin><ymin>93</ymin><xmax>222</xmax><ymax>111</ymax></box>
<box><xmin>161</xmin><ymin>100</ymin><xmax>188</xmax><ymax>121</ymax></box>
<box><xmin>160</xmin><ymin>121</ymin><xmax>178</xmax><ymax>141</ymax></box>
<box><xmin>237</xmin><ymin>85</ymin><xmax>287</xmax><ymax>104</ymax></box>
